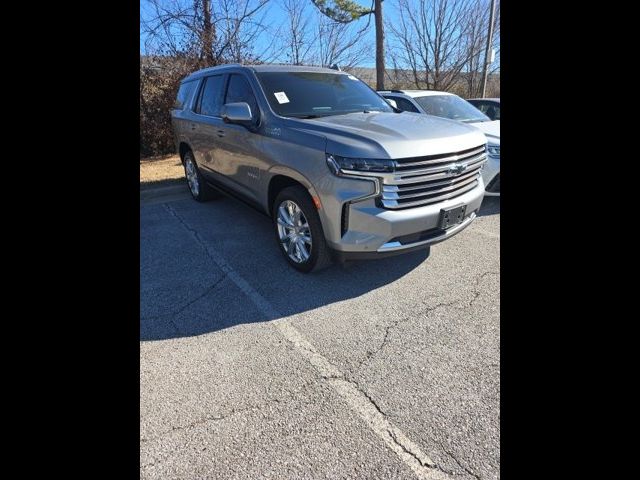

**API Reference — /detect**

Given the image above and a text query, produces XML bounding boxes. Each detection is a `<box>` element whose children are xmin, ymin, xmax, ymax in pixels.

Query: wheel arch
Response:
<box><xmin>178</xmin><ymin>142</ymin><xmax>192</xmax><ymax>164</ymax></box>
<box><xmin>266</xmin><ymin>167</ymin><xmax>320</xmax><ymax>216</ymax></box>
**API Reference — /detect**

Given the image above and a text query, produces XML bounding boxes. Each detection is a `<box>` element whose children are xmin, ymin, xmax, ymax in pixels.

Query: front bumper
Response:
<box><xmin>325</xmin><ymin>179</ymin><xmax>485</xmax><ymax>255</ymax></box>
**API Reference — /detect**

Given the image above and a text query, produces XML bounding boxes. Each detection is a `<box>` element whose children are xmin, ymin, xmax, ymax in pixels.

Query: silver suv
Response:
<box><xmin>171</xmin><ymin>64</ymin><xmax>487</xmax><ymax>272</ymax></box>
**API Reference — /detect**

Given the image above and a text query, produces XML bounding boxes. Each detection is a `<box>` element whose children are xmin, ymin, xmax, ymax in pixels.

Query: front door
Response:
<box><xmin>213</xmin><ymin>73</ymin><xmax>264</xmax><ymax>203</ymax></box>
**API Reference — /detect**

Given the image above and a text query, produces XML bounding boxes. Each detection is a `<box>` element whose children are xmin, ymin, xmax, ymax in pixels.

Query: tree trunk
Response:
<box><xmin>202</xmin><ymin>0</ymin><xmax>215</xmax><ymax>65</ymax></box>
<box><xmin>374</xmin><ymin>0</ymin><xmax>385</xmax><ymax>90</ymax></box>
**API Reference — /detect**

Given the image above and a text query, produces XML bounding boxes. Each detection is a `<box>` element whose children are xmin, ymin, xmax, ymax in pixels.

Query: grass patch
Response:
<box><xmin>140</xmin><ymin>154</ymin><xmax>184</xmax><ymax>190</ymax></box>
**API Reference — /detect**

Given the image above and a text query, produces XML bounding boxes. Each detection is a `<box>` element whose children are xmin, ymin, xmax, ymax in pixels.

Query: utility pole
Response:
<box><xmin>374</xmin><ymin>0</ymin><xmax>385</xmax><ymax>91</ymax></box>
<box><xmin>480</xmin><ymin>0</ymin><xmax>496</xmax><ymax>98</ymax></box>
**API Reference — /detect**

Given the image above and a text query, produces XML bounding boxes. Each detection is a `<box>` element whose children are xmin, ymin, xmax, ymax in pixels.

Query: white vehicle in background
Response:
<box><xmin>380</xmin><ymin>90</ymin><xmax>500</xmax><ymax>196</ymax></box>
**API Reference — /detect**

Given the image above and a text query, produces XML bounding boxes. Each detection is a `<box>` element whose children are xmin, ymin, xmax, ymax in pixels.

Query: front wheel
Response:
<box><xmin>273</xmin><ymin>186</ymin><xmax>333</xmax><ymax>273</ymax></box>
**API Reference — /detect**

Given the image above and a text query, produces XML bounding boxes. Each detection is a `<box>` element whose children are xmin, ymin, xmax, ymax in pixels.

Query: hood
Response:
<box><xmin>287</xmin><ymin>111</ymin><xmax>487</xmax><ymax>159</ymax></box>
<box><xmin>469</xmin><ymin>120</ymin><xmax>500</xmax><ymax>144</ymax></box>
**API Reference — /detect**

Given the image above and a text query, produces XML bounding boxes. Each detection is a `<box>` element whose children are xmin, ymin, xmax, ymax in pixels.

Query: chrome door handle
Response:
<box><xmin>216</xmin><ymin>129</ymin><xmax>225</xmax><ymax>137</ymax></box>
<box><xmin>190</xmin><ymin>123</ymin><xmax>198</xmax><ymax>131</ymax></box>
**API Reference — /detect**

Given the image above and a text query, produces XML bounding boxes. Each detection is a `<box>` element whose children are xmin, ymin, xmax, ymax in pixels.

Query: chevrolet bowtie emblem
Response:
<box><xmin>447</xmin><ymin>163</ymin><xmax>467</xmax><ymax>176</ymax></box>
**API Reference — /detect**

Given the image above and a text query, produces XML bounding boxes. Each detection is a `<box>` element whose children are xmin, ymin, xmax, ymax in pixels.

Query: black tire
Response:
<box><xmin>183</xmin><ymin>150</ymin><xmax>218</xmax><ymax>202</ymax></box>
<box><xmin>273</xmin><ymin>186</ymin><xmax>333</xmax><ymax>273</ymax></box>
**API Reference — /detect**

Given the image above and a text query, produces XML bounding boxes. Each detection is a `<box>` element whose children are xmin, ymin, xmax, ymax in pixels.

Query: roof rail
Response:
<box><xmin>199</xmin><ymin>63</ymin><xmax>243</xmax><ymax>71</ymax></box>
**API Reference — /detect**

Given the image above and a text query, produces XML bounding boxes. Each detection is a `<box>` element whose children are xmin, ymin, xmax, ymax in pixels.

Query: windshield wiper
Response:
<box><xmin>473</xmin><ymin>117</ymin><xmax>490</xmax><ymax>123</ymax></box>
<box><xmin>290</xmin><ymin>113</ymin><xmax>348</xmax><ymax>119</ymax></box>
<box><xmin>289</xmin><ymin>110</ymin><xmax>382</xmax><ymax>119</ymax></box>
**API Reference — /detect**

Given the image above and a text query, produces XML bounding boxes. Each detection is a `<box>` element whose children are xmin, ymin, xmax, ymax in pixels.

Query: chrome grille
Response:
<box><xmin>381</xmin><ymin>144</ymin><xmax>486</xmax><ymax>209</ymax></box>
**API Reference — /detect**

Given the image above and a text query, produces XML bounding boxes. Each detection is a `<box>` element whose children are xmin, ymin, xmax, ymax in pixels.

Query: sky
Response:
<box><xmin>140</xmin><ymin>0</ymin><xmax>499</xmax><ymax>70</ymax></box>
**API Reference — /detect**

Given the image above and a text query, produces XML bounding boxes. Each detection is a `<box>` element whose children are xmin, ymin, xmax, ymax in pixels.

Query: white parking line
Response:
<box><xmin>165</xmin><ymin>203</ymin><xmax>453</xmax><ymax>480</ymax></box>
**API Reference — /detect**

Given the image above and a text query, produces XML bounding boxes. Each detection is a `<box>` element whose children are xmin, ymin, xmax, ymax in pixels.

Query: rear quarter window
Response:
<box><xmin>174</xmin><ymin>81</ymin><xmax>198</xmax><ymax>110</ymax></box>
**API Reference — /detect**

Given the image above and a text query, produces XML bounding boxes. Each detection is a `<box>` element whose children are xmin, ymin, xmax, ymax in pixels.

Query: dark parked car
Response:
<box><xmin>466</xmin><ymin>98</ymin><xmax>500</xmax><ymax>121</ymax></box>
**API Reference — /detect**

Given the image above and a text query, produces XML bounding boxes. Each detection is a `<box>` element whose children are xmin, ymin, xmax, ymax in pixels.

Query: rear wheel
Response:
<box><xmin>273</xmin><ymin>186</ymin><xmax>332</xmax><ymax>273</ymax></box>
<box><xmin>183</xmin><ymin>150</ymin><xmax>217</xmax><ymax>202</ymax></box>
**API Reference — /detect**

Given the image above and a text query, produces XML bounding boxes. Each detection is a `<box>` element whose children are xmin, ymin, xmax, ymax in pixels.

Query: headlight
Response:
<box><xmin>326</xmin><ymin>154</ymin><xmax>394</xmax><ymax>175</ymax></box>
<box><xmin>487</xmin><ymin>144</ymin><xmax>500</xmax><ymax>158</ymax></box>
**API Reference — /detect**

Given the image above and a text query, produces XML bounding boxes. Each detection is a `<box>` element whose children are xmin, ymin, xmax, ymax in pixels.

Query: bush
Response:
<box><xmin>140</xmin><ymin>57</ymin><xmax>201</xmax><ymax>157</ymax></box>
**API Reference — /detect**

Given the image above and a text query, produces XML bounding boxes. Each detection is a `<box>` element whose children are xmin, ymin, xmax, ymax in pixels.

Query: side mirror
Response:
<box><xmin>385</xmin><ymin>98</ymin><xmax>398</xmax><ymax>109</ymax></box>
<box><xmin>221</xmin><ymin>102</ymin><xmax>253</xmax><ymax>125</ymax></box>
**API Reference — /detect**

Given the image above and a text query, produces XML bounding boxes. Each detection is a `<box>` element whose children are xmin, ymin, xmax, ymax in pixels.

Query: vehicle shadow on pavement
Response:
<box><xmin>478</xmin><ymin>196</ymin><xmax>500</xmax><ymax>216</ymax></box>
<box><xmin>140</xmin><ymin>197</ymin><xmax>430</xmax><ymax>341</ymax></box>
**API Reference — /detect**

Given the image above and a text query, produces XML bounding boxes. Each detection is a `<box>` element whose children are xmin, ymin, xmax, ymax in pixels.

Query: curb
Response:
<box><xmin>140</xmin><ymin>183</ymin><xmax>189</xmax><ymax>202</ymax></box>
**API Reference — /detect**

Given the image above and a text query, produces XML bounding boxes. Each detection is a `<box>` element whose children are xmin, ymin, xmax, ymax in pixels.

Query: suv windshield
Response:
<box><xmin>255</xmin><ymin>71</ymin><xmax>393</xmax><ymax>118</ymax></box>
<box><xmin>414</xmin><ymin>95</ymin><xmax>490</xmax><ymax>123</ymax></box>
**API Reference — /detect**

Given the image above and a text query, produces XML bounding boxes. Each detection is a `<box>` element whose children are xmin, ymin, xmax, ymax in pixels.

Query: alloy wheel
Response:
<box><xmin>276</xmin><ymin>200</ymin><xmax>312</xmax><ymax>263</ymax></box>
<box><xmin>185</xmin><ymin>157</ymin><xmax>200</xmax><ymax>197</ymax></box>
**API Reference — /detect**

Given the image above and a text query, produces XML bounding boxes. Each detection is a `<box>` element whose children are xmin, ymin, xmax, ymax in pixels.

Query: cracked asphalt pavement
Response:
<box><xmin>140</xmin><ymin>190</ymin><xmax>500</xmax><ymax>479</ymax></box>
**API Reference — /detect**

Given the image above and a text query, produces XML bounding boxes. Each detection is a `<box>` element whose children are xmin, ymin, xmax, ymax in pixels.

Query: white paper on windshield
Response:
<box><xmin>274</xmin><ymin>91</ymin><xmax>290</xmax><ymax>104</ymax></box>
<box><xmin>348</xmin><ymin>75</ymin><xmax>358</xmax><ymax>80</ymax></box>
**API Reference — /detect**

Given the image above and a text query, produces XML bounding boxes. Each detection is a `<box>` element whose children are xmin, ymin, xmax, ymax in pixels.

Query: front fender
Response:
<box><xmin>266</xmin><ymin>165</ymin><xmax>321</xmax><ymax>201</ymax></box>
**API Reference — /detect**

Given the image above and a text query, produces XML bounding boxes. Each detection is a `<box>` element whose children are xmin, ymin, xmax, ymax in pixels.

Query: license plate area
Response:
<box><xmin>439</xmin><ymin>204</ymin><xmax>467</xmax><ymax>229</ymax></box>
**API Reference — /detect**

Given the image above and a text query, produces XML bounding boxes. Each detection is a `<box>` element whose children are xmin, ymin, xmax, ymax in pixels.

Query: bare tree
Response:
<box><xmin>315</xmin><ymin>11</ymin><xmax>371</xmax><ymax>67</ymax></box>
<box><xmin>311</xmin><ymin>1</ymin><xmax>384</xmax><ymax>88</ymax></box>
<box><xmin>460</xmin><ymin>0</ymin><xmax>500</xmax><ymax>97</ymax></box>
<box><xmin>140</xmin><ymin>0</ymin><xmax>274</xmax><ymax>156</ymax></box>
<box><xmin>387</xmin><ymin>0</ymin><xmax>500</xmax><ymax>95</ymax></box>
<box><xmin>277</xmin><ymin>0</ymin><xmax>371</xmax><ymax>68</ymax></box>
<box><xmin>280</xmin><ymin>0</ymin><xmax>314</xmax><ymax>64</ymax></box>
<box><xmin>387</xmin><ymin>0</ymin><xmax>469</xmax><ymax>90</ymax></box>
<box><xmin>141</xmin><ymin>0</ymin><xmax>272</xmax><ymax>66</ymax></box>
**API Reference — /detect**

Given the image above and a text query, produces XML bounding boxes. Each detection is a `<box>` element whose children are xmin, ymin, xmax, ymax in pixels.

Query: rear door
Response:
<box><xmin>190</xmin><ymin>74</ymin><xmax>227</xmax><ymax>180</ymax></box>
<box><xmin>170</xmin><ymin>80</ymin><xmax>200</xmax><ymax>143</ymax></box>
